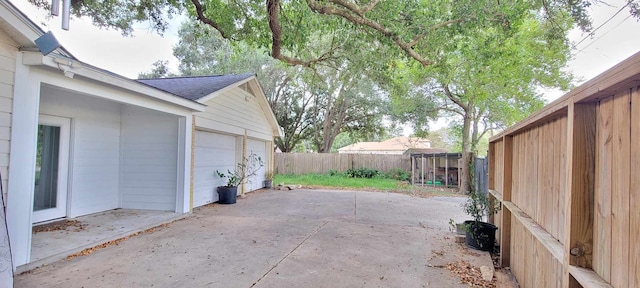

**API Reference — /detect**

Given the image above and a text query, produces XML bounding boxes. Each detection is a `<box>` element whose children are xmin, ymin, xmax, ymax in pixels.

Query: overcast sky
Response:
<box><xmin>11</xmin><ymin>0</ymin><xmax>640</xmax><ymax>102</ymax></box>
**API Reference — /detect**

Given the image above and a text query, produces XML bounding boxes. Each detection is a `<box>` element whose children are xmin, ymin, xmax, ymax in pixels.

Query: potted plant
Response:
<box><xmin>215</xmin><ymin>153</ymin><xmax>264</xmax><ymax>204</ymax></box>
<box><xmin>462</xmin><ymin>190</ymin><xmax>500</xmax><ymax>251</ymax></box>
<box><xmin>263</xmin><ymin>171</ymin><xmax>274</xmax><ymax>189</ymax></box>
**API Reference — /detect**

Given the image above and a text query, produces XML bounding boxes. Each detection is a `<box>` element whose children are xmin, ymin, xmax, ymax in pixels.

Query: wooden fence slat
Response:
<box><xmin>552</xmin><ymin>118</ymin><xmax>561</xmax><ymax>241</ymax></box>
<box><xmin>594</xmin><ymin>96</ymin><xmax>613</xmax><ymax>282</ymax></box>
<box><xmin>567</xmin><ymin>103</ymin><xmax>596</xmax><ymax>269</ymax></box>
<box><xmin>559</xmin><ymin>116</ymin><xmax>568</xmax><ymax>245</ymax></box>
<box><xmin>630</xmin><ymin>85</ymin><xmax>640</xmax><ymax>288</ymax></box>
<box><xmin>611</xmin><ymin>90</ymin><xmax>631</xmax><ymax>288</ymax></box>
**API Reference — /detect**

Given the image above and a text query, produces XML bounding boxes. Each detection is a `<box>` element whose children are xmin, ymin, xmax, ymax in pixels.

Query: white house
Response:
<box><xmin>139</xmin><ymin>75</ymin><xmax>281</xmax><ymax>207</ymax></box>
<box><xmin>0</xmin><ymin>0</ymin><xmax>280</xmax><ymax>274</ymax></box>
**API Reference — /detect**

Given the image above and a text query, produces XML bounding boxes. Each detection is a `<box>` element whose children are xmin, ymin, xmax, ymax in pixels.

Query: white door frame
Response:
<box><xmin>32</xmin><ymin>114</ymin><xmax>71</xmax><ymax>223</ymax></box>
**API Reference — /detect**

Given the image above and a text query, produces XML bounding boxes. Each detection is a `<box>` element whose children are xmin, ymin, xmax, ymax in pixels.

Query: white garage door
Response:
<box><xmin>246</xmin><ymin>139</ymin><xmax>267</xmax><ymax>192</ymax></box>
<box><xmin>193</xmin><ymin>131</ymin><xmax>237</xmax><ymax>207</ymax></box>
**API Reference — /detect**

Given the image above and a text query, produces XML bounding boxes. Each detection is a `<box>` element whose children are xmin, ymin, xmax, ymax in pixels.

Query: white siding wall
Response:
<box><xmin>120</xmin><ymin>105</ymin><xmax>178</xmax><ymax>211</ymax></box>
<box><xmin>193</xmin><ymin>86</ymin><xmax>277</xmax><ymax>199</ymax></box>
<box><xmin>39</xmin><ymin>86</ymin><xmax>121</xmax><ymax>217</ymax></box>
<box><xmin>0</xmin><ymin>29</ymin><xmax>16</xmax><ymax>206</ymax></box>
<box><xmin>195</xmin><ymin>88</ymin><xmax>273</xmax><ymax>141</ymax></box>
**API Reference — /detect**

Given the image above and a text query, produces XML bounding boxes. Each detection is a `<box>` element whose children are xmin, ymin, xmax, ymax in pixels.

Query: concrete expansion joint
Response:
<box><xmin>250</xmin><ymin>221</ymin><xmax>329</xmax><ymax>287</ymax></box>
<box><xmin>354</xmin><ymin>191</ymin><xmax>357</xmax><ymax>223</ymax></box>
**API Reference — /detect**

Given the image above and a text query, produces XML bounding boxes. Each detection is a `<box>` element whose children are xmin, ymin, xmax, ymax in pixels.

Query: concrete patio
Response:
<box><xmin>26</xmin><ymin>209</ymin><xmax>185</xmax><ymax>273</ymax></box>
<box><xmin>16</xmin><ymin>189</ymin><xmax>486</xmax><ymax>287</ymax></box>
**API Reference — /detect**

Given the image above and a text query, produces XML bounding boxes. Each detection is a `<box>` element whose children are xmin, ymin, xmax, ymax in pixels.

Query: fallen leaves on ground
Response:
<box><xmin>33</xmin><ymin>220</ymin><xmax>86</xmax><ymax>233</ymax></box>
<box><xmin>445</xmin><ymin>260</ymin><xmax>495</xmax><ymax>288</ymax></box>
<box><xmin>66</xmin><ymin>218</ymin><xmax>186</xmax><ymax>260</ymax></box>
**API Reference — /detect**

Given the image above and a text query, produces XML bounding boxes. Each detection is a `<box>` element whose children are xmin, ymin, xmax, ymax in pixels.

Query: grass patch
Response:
<box><xmin>273</xmin><ymin>173</ymin><xmax>463</xmax><ymax>198</ymax></box>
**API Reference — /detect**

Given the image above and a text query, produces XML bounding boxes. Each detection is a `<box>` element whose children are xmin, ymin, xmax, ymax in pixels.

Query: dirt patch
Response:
<box><xmin>33</xmin><ymin>220</ymin><xmax>86</xmax><ymax>233</ymax></box>
<box><xmin>446</xmin><ymin>260</ymin><xmax>495</xmax><ymax>288</ymax></box>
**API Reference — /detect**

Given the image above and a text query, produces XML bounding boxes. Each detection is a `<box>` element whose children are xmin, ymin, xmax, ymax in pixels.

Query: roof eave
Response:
<box><xmin>23</xmin><ymin>52</ymin><xmax>206</xmax><ymax>111</ymax></box>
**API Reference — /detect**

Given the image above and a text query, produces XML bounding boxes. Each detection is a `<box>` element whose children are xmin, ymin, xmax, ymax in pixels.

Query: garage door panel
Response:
<box><xmin>193</xmin><ymin>131</ymin><xmax>237</xmax><ymax>207</ymax></box>
<box><xmin>195</xmin><ymin>131</ymin><xmax>236</xmax><ymax>147</ymax></box>
<box><xmin>246</xmin><ymin>139</ymin><xmax>267</xmax><ymax>192</ymax></box>
<box><xmin>194</xmin><ymin>147</ymin><xmax>235</xmax><ymax>167</ymax></box>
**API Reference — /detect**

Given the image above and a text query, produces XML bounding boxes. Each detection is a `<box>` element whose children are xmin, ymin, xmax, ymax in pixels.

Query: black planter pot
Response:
<box><xmin>263</xmin><ymin>180</ymin><xmax>272</xmax><ymax>189</ymax></box>
<box><xmin>464</xmin><ymin>220</ymin><xmax>498</xmax><ymax>251</ymax></box>
<box><xmin>217</xmin><ymin>186</ymin><xmax>238</xmax><ymax>204</ymax></box>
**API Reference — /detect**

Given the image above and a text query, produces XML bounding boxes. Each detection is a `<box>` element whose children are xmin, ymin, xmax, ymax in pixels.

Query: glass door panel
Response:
<box><xmin>33</xmin><ymin>115</ymin><xmax>69</xmax><ymax>223</ymax></box>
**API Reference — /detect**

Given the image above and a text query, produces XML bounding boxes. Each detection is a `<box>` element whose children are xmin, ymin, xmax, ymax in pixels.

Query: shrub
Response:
<box><xmin>386</xmin><ymin>168</ymin><xmax>410</xmax><ymax>181</ymax></box>
<box><xmin>329</xmin><ymin>169</ymin><xmax>340</xmax><ymax>176</ymax></box>
<box><xmin>345</xmin><ymin>167</ymin><xmax>380</xmax><ymax>178</ymax></box>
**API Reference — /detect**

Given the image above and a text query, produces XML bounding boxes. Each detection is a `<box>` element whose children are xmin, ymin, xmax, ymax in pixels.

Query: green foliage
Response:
<box><xmin>462</xmin><ymin>191</ymin><xmax>501</xmax><ymax>223</ymax></box>
<box><xmin>274</xmin><ymin>173</ymin><xmax>400</xmax><ymax>190</ymax></box>
<box><xmin>138</xmin><ymin>60</ymin><xmax>174</xmax><ymax>79</ymax></box>
<box><xmin>345</xmin><ymin>168</ymin><xmax>380</xmax><ymax>179</ymax></box>
<box><xmin>425</xmin><ymin>128</ymin><xmax>458</xmax><ymax>152</ymax></box>
<box><xmin>386</xmin><ymin>168</ymin><xmax>410</xmax><ymax>181</ymax></box>
<box><xmin>215</xmin><ymin>153</ymin><xmax>264</xmax><ymax>187</ymax></box>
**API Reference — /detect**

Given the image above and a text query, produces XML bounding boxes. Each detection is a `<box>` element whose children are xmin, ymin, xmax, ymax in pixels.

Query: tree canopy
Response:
<box><xmin>29</xmin><ymin>0</ymin><xmax>640</xmax><ymax>192</ymax></box>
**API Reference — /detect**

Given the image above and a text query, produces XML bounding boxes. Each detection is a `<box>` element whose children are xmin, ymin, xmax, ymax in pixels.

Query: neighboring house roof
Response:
<box><xmin>137</xmin><ymin>74</ymin><xmax>255</xmax><ymax>101</ymax></box>
<box><xmin>339</xmin><ymin>136</ymin><xmax>436</xmax><ymax>152</ymax></box>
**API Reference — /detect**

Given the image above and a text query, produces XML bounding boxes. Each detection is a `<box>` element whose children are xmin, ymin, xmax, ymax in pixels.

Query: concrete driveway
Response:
<box><xmin>16</xmin><ymin>189</ymin><xmax>472</xmax><ymax>288</ymax></box>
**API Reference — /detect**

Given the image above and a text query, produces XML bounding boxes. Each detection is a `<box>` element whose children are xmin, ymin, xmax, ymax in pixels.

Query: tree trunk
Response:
<box><xmin>459</xmin><ymin>112</ymin><xmax>472</xmax><ymax>194</ymax></box>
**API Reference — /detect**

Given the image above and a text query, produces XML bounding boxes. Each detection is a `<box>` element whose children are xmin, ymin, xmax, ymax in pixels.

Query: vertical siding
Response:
<box><xmin>196</xmin><ymin>88</ymin><xmax>273</xmax><ymax>140</ymax></box>
<box><xmin>39</xmin><ymin>86</ymin><xmax>121</xmax><ymax>217</ymax></box>
<box><xmin>120</xmin><ymin>105</ymin><xmax>178</xmax><ymax>211</ymax></box>
<box><xmin>0</xmin><ymin>29</ymin><xmax>16</xmax><ymax>205</ymax></box>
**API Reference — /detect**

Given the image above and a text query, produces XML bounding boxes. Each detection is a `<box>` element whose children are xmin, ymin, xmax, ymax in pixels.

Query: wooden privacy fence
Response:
<box><xmin>488</xmin><ymin>51</ymin><xmax>640</xmax><ymax>288</ymax></box>
<box><xmin>274</xmin><ymin>153</ymin><xmax>410</xmax><ymax>174</ymax></box>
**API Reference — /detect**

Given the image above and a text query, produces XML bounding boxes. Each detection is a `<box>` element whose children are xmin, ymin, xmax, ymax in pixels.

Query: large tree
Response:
<box><xmin>140</xmin><ymin>20</ymin><xmax>389</xmax><ymax>152</ymax></box>
<box><xmin>30</xmin><ymin>0</ymin><xmax>640</xmax><ymax>191</ymax></box>
<box><xmin>30</xmin><ymin>1</ymin><xmax>640</xmax><ymax>65</ymax></box>
<box><xmin>390</xmin><ymin>10</ymin><xmax>574</xmax><ymax>192</ymax></box>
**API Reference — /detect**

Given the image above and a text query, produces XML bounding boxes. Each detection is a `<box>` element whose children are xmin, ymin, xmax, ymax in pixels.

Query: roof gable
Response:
<box><xmin>137</xmin><ymin>74</ymin><xmax>255</xmax><ymax>101</ymax></box>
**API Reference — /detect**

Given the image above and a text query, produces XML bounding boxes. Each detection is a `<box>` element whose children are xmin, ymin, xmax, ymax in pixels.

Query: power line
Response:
<box><xmin>574</xmin><ymin>2</ymin><xmax>631</xmax><ymax>48</ymax></box>
<box><xmin>577</xmin><ymin>13</ymin><xmax>633</xmax><ymax>52</ymax></box>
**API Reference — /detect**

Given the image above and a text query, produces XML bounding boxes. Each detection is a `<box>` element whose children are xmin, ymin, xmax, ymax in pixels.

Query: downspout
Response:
<box><xmin>241</xmin><ymin>129</ymin><xmax>247</xmax><ymax>197</ymax></box>
<box><xmin>189</xmin><ymin>117</ymin><xmax>195</xmax><ymax>211</ymax></box>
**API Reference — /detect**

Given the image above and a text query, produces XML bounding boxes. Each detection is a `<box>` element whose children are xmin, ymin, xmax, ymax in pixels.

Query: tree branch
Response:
<box><xmin>326</xmin><ymin>0</ymin><xmax>382</xmax><ymax>16</ymax></box>
<box><xmin>306</xmin><ymin>0</ymin><xmax>433</xmax><ymax>66</ymax></box>
<box><xmin>443</xmin><ymin>84</ymin><xmax>468</xmax><ymax>111</ymax></box>
<box><xmin>267</xmin><ymin>0</ymin><xmax>339</xmax><ymax>67</ymax></box>
<box><xmin>189</xmin><ymin>0</ymin><xmax>229</xmax><ymax>39</ymax></box>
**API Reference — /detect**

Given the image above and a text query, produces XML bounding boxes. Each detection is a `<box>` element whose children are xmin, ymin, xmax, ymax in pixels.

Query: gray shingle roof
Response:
<box><xmin>137</xmin><ymin>73</ymin><xmax>255</xmax><ymax>101</ymax></box>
